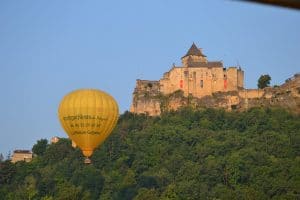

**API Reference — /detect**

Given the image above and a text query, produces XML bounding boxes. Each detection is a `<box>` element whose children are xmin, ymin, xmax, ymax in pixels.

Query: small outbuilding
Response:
<box><xmin>11</xmin><ymin>150</ymin><xmax>33</xmax><ymax>163</ymax></box>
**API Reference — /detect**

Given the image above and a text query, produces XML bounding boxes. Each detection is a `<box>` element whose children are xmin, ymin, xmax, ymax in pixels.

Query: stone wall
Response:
<box><xmin>238</xmin><ymin>89</ymin><xmax>265</xmax><ymax>99</ymax></box>
<box><xmin>130</xmin><ymin>74</ymin><xmax>300</xmax><ymax>116</ymax></box>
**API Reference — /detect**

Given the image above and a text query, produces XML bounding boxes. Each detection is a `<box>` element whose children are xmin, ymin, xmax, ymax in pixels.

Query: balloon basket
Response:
<box><xmin>84</xmin><ymin>157</ymin><xmax>91</xmax><ymax>164</ymax></box>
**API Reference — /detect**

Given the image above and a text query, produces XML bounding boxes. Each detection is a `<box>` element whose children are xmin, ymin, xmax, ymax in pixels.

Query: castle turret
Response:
<box><xmin>181</xmin><ymin>43</ymin><xmax>207</xmax><ymax>67</ymax></box>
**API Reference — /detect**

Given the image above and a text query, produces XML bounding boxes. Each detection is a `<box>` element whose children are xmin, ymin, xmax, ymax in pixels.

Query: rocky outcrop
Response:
<box><xmin>130</xmin><ymin>74</ymin><xmax>300</xmax><ymax>116</ymax></box>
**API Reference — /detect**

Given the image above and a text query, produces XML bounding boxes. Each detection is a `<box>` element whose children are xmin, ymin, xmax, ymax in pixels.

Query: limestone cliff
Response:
<box><xmin>130</xmin><ymin>74</ymin><xmax>300</xmax><ymax>116</ymax></box>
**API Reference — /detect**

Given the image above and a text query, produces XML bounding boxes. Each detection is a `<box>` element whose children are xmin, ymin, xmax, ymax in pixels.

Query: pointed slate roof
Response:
<box><xmin>182</xmin><ymin>43</ymin><xmax>206</xmax><ymax>58</ymax></box>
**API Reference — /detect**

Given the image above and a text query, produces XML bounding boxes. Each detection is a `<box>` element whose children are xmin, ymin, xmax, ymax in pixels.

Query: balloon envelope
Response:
<box><xmin>58</xmin><ymin>89</ymin><xmax>119</xmax><ymax>158</ymax></box>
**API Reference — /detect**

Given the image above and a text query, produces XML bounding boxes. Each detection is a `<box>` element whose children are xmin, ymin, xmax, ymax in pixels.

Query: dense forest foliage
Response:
<box><xmin>0</xmin><ymin>107</ymin><xmax>299</xmax><ymax>200</ymax></box>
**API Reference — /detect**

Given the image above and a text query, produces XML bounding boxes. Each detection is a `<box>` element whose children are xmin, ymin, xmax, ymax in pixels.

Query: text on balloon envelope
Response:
<box><xmin>63</xmin><ymin>115</ymin><xmax>108</xmax><ymax>121</ymax></box>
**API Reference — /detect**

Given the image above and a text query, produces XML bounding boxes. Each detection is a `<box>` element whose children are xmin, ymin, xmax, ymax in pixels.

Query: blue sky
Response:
<box><xmin>0</xmin><ymin>1</ymin><xmax>299</xmax><ymax>156</ymax></box>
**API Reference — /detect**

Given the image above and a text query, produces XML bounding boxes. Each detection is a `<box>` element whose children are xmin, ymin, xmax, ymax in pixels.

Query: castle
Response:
<box><xmin>130</xmin><ymin>43</ymin><xmax>300</xmax><ymax>116</ymax></box>
<box><xmin>161</xmin><ymin>43</ymin><xmax>244</xmax><ymax>97</ymax></box>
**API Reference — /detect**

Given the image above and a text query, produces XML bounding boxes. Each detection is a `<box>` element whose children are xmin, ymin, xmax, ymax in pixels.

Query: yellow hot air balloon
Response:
<box><xmin>58</xmin><ymin>89</ymin><xmax>119</xmax><ymax>163</ymax></box>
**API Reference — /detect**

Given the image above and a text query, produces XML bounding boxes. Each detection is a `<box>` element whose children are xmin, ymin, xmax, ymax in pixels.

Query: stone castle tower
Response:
<box><xmin>160</xmin><ymin>43</ymin><xmax>244</xmax><ymax>98</ymax></box>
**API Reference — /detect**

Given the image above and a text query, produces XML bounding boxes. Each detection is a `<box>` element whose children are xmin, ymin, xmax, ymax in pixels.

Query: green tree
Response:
<box><xmin>0</xmin><ymin>161</ymin><xmax>16</xmax><ymax>184</ymax></box>
<box><xmin>4</xmin><ymin>175</ymin><xmax>38</xmax><ymax>200</ymax></box>
<box><xmin>24</xmin><ymin>175</ymin><xmax>38</xmax><ymax>200</ymax></box>
<box><xmin>55</xmin><ymin>181</ymin><xmax>83</xmax><ymax>200</ymax></box>
<box><xmin>71</xmin><ymin>165</ymin><xmax>104</xmax><ymax>200</ymax></box>
<box><xmin>258</xmin><ymin>74</ymin><xmax>271</xmax><ymax>89</ymax></box>
<box><xmin>0</xmin><ymin>153</ymin><xmax>4</xmax><ymax>162</ymax></box>
<box><xmin>133</xmin><ymin>188</ymin><xmax>159</xmax><ymax>200</ymax></box>
<box><xmin>32</xmin><ymin>139</ymin><xmax>48</xmax><ymax>156</ymax></box>
<box><xmin>43</xmin><ymin>138</ymin><xmax>73</xmax><ymax>164</ymax></box>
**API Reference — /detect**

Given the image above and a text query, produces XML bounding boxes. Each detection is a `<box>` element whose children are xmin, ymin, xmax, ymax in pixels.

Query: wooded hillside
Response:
<box><xmin>0</xmin><ymin>107</ymin><xmax>299</xmax><ymax>199</ymax></box>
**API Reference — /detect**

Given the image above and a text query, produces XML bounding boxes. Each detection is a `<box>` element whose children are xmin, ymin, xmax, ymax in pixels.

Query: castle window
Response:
<box><xmin>184</xmin><ymin>71</ymin><xmax>188</xmax><ymax>78</ymax></box>
<box><xmin>200</xmin><ymin>80</ymin><xmax>203</xmax><ymax>88</ymax></box>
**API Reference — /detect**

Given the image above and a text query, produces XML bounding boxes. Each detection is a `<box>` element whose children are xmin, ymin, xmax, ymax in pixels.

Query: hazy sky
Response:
<box><xmin>0</xmin><ymin>1</ymin><xmax>299</xmax><ymax>156</ymax></box>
